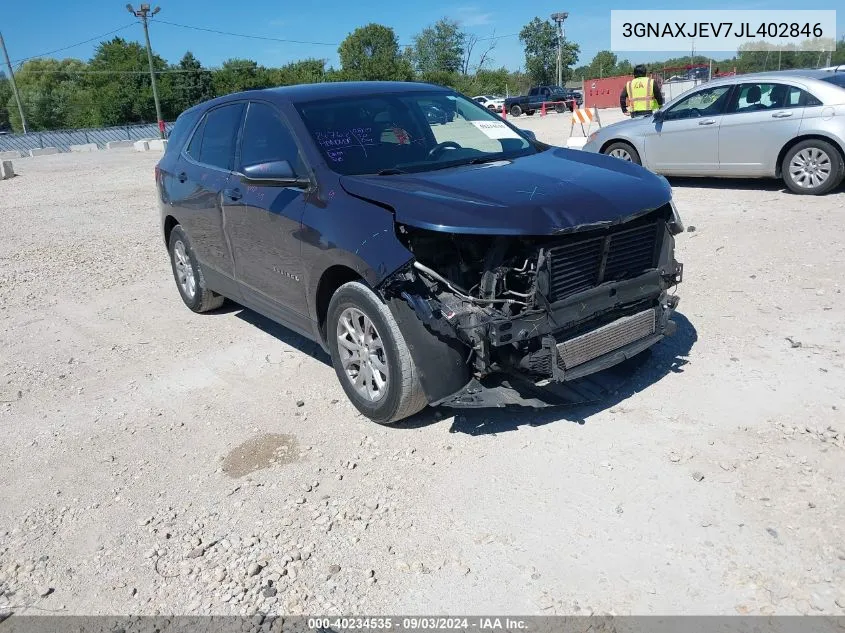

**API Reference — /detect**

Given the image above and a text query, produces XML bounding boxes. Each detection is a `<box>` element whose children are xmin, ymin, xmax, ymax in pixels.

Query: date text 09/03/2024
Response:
<box><xmin>307</xmin><ymin>617</ymin><xmax>529</xmax><ymax>630</ymax></box>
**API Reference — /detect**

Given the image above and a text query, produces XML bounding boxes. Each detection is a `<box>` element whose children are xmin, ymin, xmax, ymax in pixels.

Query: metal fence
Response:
<box><xmin>0</xmin><ymin>122</ymin><xmax>174</xmax><ymax>155</ymax></box>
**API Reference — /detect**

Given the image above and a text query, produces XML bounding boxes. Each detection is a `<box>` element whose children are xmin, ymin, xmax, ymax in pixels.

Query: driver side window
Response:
<box><xmin>664</xmin><ymin>85</ymin><xmax>732</xmax><ymax>121</ymax></box>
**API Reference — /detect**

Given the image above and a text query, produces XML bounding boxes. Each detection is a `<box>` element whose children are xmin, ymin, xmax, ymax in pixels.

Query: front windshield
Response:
<box><xmin>295</xmin><ymin>91</ymin><xmax>535</xmax><ymax>176</ymax></box>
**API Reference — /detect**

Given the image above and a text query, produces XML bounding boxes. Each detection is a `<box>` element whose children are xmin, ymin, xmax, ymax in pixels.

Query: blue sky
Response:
<box><xmin>2</xmin><ymin>0</ymin><xmax>842</xmax><ymax>72</ymax></box>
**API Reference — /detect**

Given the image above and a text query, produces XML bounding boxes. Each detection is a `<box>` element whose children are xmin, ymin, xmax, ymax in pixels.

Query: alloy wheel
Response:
<box><xmin>336</xmin><ymin>307</ymin><xmax>389</xmax><ymax>402</ymax></box>
<box><xmin>173</xmin><ymin>240</ymin><xmax>196</xmax><ymax>299</ymax></box>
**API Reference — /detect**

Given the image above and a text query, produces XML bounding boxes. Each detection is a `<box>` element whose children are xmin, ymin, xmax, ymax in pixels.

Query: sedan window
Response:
<box><xmin>663</xmin><ymin>85</ymin><xmax>732</xmax><ymax>121</ymax></box>
<box><xmin>726</xmin><ymin>83</ymin><xmax>818</xmax><ymax>114</ymax></box>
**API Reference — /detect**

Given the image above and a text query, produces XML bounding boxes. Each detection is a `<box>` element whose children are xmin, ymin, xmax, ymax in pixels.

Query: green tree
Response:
<box><xmin>338</xmin><ymin>24</ymin><xmax>412</xmax><ymax>81</ymax></box>
<box><xmin>518</xmin><ymin>17</ymin><xmax>579</xmax><ymax>85</ymax></box>
<box><xmin>212</xmin><ymin>59</ymin><xmax>272</xmax><ymax>96</ymax></box>
<box><xmin>589</xmin><ymin>50</ymin><xmax>617</xmax><ymax>78</ymax></box>
<box><xmin>411</xmin><ymin>18</ymin><xmax>465</xmax><ymax>74</ymax></box>
<box><xmin>270</xmin><ymin>58</ymin><xmax>327</xmax><ymax>86</ymax></box>
<box><xmin>8</xmin><ymin>58</ymin><xmax>92</xmax><ymax>131</ymax></box>
<box><xmin>85</xmin><ymin>37</ymin><xmax>172</xmax><ymax>126</ymax></box>
<box><xmin>171</xmin><ymin>51</ymin><xmax>214</xmax><ymax>114</ymax></box>
<box><xmin>0</xmin><ymin>75</ymin><xmax>11</xmax><ymax>131</ymax></box>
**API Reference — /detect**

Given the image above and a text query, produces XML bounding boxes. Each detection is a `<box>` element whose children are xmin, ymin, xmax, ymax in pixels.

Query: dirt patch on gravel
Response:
<box><xmin>222</xmin><ymin>434</ymin><xmax>300</xmax><ymax>478</ymax></box>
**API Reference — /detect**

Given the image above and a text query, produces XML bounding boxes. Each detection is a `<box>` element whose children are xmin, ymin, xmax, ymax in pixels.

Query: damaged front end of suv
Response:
<box><xmin>378</xmin><ymin>202</ymin><xmax>684</xmax><ymax>408</ymax></box>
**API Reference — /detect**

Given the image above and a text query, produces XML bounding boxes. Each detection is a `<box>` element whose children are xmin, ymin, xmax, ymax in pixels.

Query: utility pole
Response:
<box><xmin>127</xmin><ymin>3</ymin><xmax>164</xmax><ymax>139</ymax></box>
<box><xmin>551</xmin><ymin>12</ymin><xmax>569</xmax><ymax>88</ymax></box>
<box><xmin>0</xmin><ymin>31</ymin><xmax>28</xmax><ymax>134</ymax></box>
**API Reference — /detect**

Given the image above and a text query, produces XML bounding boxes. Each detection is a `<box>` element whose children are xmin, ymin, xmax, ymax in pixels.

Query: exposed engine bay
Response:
<box><xmin>380</xmin><ymin>204</ymin><xmax>684</xmax><ymax>406</ymax></box>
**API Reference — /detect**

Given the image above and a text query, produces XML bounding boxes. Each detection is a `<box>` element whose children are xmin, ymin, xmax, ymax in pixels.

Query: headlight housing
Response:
<box><xmin>668</xmin><ymin>199</ymin><xmax>684</xmax><ymax>235</ymax></box>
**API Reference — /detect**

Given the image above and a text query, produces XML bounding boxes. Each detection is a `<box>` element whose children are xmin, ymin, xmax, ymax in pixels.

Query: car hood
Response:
<box><xmin>339</xmin><ymin>148</ymin><xmax>672</xmax><ymax>235</ymax></box>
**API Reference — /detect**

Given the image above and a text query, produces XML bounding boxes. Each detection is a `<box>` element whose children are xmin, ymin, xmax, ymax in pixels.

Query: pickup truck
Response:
<box><xmin>504</xmin><ymin>86</ymin><xmax>583</xmax><ymax>117</ymax></box>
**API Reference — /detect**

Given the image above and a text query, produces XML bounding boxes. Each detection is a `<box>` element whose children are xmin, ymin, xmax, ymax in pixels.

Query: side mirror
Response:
<box><xmin>521</xmin><ymin>129</ymin><xmax>537</xmax><ymax>141</ymax></box>
<box><xmin>653</xmin><ymin>109</ymin><xmax>665</xmax><ymax>122</ymax></box>
<box><xmin>241</xmin><ymin>160</ymin><xmax>309</xmax><ymax>188</ymax></box>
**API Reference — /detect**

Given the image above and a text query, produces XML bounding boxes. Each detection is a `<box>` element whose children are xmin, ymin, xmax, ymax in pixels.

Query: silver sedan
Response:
<box><xmin>582</xmin><ymin>69</ymin><xmax>845</xmax><ymax>195</ymax></box>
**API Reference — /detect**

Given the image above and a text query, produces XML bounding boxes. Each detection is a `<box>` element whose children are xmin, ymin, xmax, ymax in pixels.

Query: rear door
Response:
<box><xmin>175</xmin><ymin>102</ymin><xmax>245</xmax><ymax>279</ymax></box>
<box><xmin>225</xmin><ymin>100</ymin><xmax>311</xmax><ymax>328</ymax></box>
<box><xmin>718</xmin><ymin>82</ymin><xmax>804</xmax><ymax>176</ymax></box>
<box><xmin>645</xmin><ymin>84</ymin><xmax>733</xmax><ymax>175</ymax></box>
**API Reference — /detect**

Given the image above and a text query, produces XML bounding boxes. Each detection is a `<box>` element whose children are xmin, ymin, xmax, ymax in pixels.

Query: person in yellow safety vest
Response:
<box><xmin>620</xmin><ymin>64</ymin><xmax>663</xmax><ymax>118</ymax></box>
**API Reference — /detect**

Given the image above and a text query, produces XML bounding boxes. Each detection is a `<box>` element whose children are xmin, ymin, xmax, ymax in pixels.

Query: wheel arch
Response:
<box><xmin>599</xmin><ymin>138</ymin><xmax>637</xmax><ymax>154</ymax></box>
<box><xmin>776</xmin><ymin>134</ymin><xmax>845</xmax><ymax>178</ymax></box>
<box><xmin>163</xmin><ymin>214</ymin><xmax>179</xmax><ymax>248</ymax></box>
<box><xmin>314</xmin><ymin>265</ymin><xmax>365</xmax><ymax>344</ymax></box>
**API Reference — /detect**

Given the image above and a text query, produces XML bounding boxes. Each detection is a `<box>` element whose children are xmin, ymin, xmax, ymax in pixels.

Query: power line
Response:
<box><xmin>155</xmin><ymin>19</ymin><xmax>339</xmax><ymax>46</ymax></box>
<box><xmin>9</xmin><ymin>23</ymin><xmax>137</xmax><ymax>65</ymax></box>
<box><xmin>155</xmin><ymin>18</ymin><xmax>519</xmax><ymax>47</ymax></box>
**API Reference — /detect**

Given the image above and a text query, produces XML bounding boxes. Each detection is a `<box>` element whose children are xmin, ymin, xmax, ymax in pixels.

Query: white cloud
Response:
<box><xmin>453</xmin><ymin>6</ymin><xmax>493</xmax><ymax>27</ymax></box>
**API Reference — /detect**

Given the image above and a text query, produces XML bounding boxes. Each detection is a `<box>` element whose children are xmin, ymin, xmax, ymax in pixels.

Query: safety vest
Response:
<box><xmin>626</xmin><ymin>77</ymin><xmax>659</xmax><ymax>112</ymax></box>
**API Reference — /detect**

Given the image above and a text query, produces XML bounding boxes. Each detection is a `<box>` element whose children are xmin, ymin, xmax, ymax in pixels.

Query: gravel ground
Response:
<box><xmin>1</xmin><ymin>122</ymin><xmax>844</xmax><ymax>617</ymax></box>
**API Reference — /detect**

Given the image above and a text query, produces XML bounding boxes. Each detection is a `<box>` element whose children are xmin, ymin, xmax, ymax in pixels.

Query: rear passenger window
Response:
<box><xmin>196</xmin><ymin>103</ymin><xmax>244</xmax><ymax>170</ymax></box>
<box><xmin>167</xmin><ymin>110</ymin><xmax>200</xmax><ymax>151</ymax></box>
<box><xmin>240</xmin><ymin>102</ymin><xmax>303</xmax><ymax>173</ymax></box>
<box><xmin>185</xmin><ymin>117</ymin><xmax>205</xmax><ymax>161</ymax></box>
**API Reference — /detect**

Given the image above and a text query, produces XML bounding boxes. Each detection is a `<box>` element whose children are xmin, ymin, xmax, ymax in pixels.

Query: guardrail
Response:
<box><xmin>0</xmin><ymin>122</ymin><xmax>174</xmax><ymax>155</ymax></box>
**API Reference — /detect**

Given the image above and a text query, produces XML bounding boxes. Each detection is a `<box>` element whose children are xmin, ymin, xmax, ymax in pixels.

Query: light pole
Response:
<box><xmin>551</xmin><ymin>12</ymin><xmax>569</xmax><ymax>87</ymax></box>
<box><xmin>127</xmin><ymin>3</ymin><xmax>165</xmax><ymax>139</ymax></box>
<box><xmin>0</xmin><ymin>31</ymin><xmax>27</xmax><ymax>133</ymax></box>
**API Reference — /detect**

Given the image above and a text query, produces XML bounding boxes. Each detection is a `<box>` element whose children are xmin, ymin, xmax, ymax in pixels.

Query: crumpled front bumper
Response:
<box><xmin>383</xmin><ymin>262</ymin><xmax>682</xmax><ymax>410</ymax></box>
<box><xmin>436</xmin><ymin>294</ymin><xmax>679</xmax><ymax>408</ymax></box>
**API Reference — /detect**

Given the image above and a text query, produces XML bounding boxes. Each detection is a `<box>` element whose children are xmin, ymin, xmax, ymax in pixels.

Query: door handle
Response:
<box><xmin>177</xmin><ymin>171</ymin><xmax>187</xmax><ymax>183</ymax></box>
<box><xmin>698</xmin><ymin>119</ymin><xmax>716</xmax><ymax>126</ymax></box>
<box><xmin>223</xmin><ymin>187</ymin><xmax>242</xmax><ymax>201</ymax></box>
<box><xmin>771</xmin><ymin>111</ymin><xmax>793</xmax><ymax>118</ymax></box>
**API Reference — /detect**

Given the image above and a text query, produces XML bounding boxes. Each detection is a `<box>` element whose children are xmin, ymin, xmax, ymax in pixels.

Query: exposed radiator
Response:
<box><xmin>556</xmin><ymin>308</ymin><xmax>657</xmax><ymax>370</ymax></box>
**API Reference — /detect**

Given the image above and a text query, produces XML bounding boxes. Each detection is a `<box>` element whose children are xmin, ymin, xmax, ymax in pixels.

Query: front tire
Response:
<box><xmin>509</xmin><ymin>105</ymin><xmax>522</xmax><ymax>117</ymax></box>
<box><xmin>603</xmin><ymin>141</ymin><xmax>642</xmax><ymax>166</ymax></box>
<box><xmin>782</xmin><ymin>139</ymin><xmax>844</xmax><ymax>195</ymax></box>
<box><xmin>168</xmin><ymin>225</ymin><xmax>224</xmax><ymax>313</ymax></box>
<box><xmin>327</xmin><ymin>282</ymin><xmax>427</xmax><ymax>425</ymax></box>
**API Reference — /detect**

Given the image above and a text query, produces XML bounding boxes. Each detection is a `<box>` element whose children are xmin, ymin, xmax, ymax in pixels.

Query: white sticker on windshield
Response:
<box><xmin>471</xmin><ymin>120</ymin><xmax>521</xmax><ymax>140</ymax></box>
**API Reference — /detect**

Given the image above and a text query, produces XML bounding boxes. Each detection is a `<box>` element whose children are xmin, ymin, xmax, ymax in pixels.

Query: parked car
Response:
<box><xmin>504</xmin><ymin>86</ymin><xmax>582</xmax><ymax>117</ymax></box>
<box><xmin>157</xmin><ymin>81</ymin><xmax>684</xmax><ymax>424</ymax></box>
<box><xmin>583</xmin><ymin>69</ymin><xmax>845</xmax><ymax>195</ymax></box>
<box><xmin>473</xmin><ymin>95</ymin><xmax>505</xmax><ymax>111</ymax></box>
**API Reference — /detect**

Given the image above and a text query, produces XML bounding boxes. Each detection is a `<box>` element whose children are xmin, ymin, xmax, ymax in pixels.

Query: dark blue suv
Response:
<box><xmin>157</xmin><ymin>81</ymin><xmax>684</xmax><ymax>424</ymax></box>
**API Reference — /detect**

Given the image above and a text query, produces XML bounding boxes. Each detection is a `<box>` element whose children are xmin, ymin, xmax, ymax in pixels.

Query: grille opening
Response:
<box><xmin>546</xmin><ymin>214</ymin><xmax>663</xmax><ymax>302</ymax></box>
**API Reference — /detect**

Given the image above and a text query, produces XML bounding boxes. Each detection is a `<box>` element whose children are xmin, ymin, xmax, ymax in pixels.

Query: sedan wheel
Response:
<box><xmin>603</xmin><ymin>141</ymin><xmax>642</xmax><ymax>166</ymax></box>
<box><xmin>782</xmin><ymin>139</ymin><xmax>844</xmax><ymax>195</ymax></box>
<box><xmin>789</xmin><ymin>148</ymin><xmax>831</xmax><ymax>189</ymax></box>
<box><xmin>336</xmin><ymin>307</ymin><xmax>389</xmax><ymax>403</ymax></box>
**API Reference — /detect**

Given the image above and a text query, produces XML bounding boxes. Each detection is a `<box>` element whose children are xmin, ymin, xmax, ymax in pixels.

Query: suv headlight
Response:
<box><xmin>668</xmin><ymin>199</ymin><xmax>684</xmax><ymax>235</ymax></box>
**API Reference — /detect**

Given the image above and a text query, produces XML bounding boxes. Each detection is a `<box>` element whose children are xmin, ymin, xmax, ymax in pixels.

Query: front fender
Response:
<box><xmin>300</xmin><ymin>193</ymin><xmax>414</xmax><ymax>327</ymax></box>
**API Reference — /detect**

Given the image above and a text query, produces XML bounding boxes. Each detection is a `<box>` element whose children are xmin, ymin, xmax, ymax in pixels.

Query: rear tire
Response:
<box><xmin>781</xmin><ymin>139</ymin><xmax>844</xmax><ymax>195</ymax></box>
<box><xmin>510</xmin><ymin>105</ymin><xmax>522</xmax><ymax>117</ymax></box>
<box><xmin>555</xmin><ymin>103</ymin><xmax>566</xmax><ymax>114</ymax></box>
<box><xmin>327</xmin><ymin>281</ymin><xmax>427</xmax><ymax>425</ymax></box>
<box><xmin>168</xmin><ymin>225</ymin><xmax>225</xmax><ymax>313</ymax></box>
<box><xmin>603</xmin><ymin>141</ymin><xmax>642</xmax><ymax>166</ymax></box>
